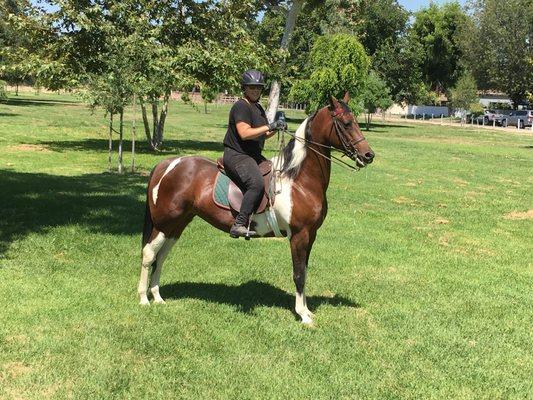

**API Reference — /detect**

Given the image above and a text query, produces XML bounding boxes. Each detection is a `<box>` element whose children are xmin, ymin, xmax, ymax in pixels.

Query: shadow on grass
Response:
<box><xmin>160</xmin><ymin>280</ymin><xmax>359</xmax><ymax>315</ymax></box>
<box><xmin>0</xmin><ymin>169</ymin><xmax>147</xmax><ymax>255</ymax></box>
<box><xmin>361</xmin><ymin>122</ymin><xmax>411</xmax><ymax>130</ymax></box>
<box><xmin>39</xmin><ymin>139</ymin><xmax>224</xmax><ymax>154</ymax></box>
<box><xmin>5</xmin><ymin>98</ymin><xmax>80</xmax><ymax>107</ymax></box>
<box><xmin>0</xmin><ymin>112</ymin><xmax>21</xmax><ymax>117</ymax></box>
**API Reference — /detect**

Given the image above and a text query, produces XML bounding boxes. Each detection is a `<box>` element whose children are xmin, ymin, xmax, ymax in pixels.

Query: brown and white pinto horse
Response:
<box><xmin>138</xmin><ymin>93</ymin><xmax>374</xmax><ymax>324</ymax></box>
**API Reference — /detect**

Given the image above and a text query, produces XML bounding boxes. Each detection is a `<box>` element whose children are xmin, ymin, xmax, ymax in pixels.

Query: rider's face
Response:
<box><xmin>244</xmin><ymin>85</ymin><xmax>263</xmax><ymax>102</ymax></box>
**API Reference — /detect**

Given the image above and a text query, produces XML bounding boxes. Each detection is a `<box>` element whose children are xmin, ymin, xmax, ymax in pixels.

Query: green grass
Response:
<box><xmin>0</xmin><ymin>93</ymin><xmax>532</xmax><ymax>399</ymax></box>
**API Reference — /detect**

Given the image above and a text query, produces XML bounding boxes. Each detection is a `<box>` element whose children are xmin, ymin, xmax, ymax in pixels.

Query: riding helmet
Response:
<box><xmin>241</xmin><ymin>70</ymin><xmax>265</xmax><ymax>87</ymax></box>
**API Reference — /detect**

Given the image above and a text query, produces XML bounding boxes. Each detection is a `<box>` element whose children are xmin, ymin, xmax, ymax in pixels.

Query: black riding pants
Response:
<box><xmin>223</xmin><ymin>147</ymin><xmax>265</xmax><ymax>226</ymax></box>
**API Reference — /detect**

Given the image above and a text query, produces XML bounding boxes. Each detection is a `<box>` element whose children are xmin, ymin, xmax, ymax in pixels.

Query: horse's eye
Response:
<box><xmin>344</xmin><ymin>120</ymin><xmax>353</xmax><ymax>128</ymax></box>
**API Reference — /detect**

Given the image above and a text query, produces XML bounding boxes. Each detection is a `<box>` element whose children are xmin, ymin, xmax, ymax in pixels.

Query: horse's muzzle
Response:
<box><xmin>356</xmin><ymin>151</ymin><xmax>374</xmax><ymax>167</ymax></box>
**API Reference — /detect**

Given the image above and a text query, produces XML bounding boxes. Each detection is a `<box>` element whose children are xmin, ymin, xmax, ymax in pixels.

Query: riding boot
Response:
<box><xmin>230</xmin><ymin>214</ymin><xmax>256</xmax><ymax>238</ymax></box>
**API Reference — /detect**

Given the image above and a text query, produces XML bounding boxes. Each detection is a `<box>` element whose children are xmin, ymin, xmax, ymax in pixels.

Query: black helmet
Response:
<box><xmin>241</xmin><ymin>70</ymin><xmax>265</xmax><ymax>87</ymax></box>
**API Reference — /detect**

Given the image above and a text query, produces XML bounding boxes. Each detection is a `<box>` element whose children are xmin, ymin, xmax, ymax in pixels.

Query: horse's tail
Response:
<box><xmin>142</xmin><ymin>169</ymin><xmax>155</xmax><ymax>249</ymax></box>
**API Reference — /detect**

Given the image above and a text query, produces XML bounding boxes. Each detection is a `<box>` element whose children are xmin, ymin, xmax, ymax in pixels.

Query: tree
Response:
<box><xmin>352</xmin><ymin>0</ymin><xmax>409</xmax><ymax>56</ymax></box>
<box><xmin>260</xmin><ymin>0</ymin><xmax>408</xmax><ymax>119</ymax></box>
<box><xmin>200</xmin><ymin>85</ymin><xmax>219</xmax><ymax>114</ymax></box>
<box><xmin>289</xmin><ymin>33</ymin><xmax>369</xmax><ymax>112</ymax></box>
<box><xmin>0</xmin><ymin>0</ymin><xmax>53</xmax><ymax>93</ymax></box>
<box><xmin>409</xmin><ymin>2</ymin><xmax>469</xmax><ymax>93</ymax></box>
<box><xmin>373</xmin><ymin>36</ymin><xmax>428</xmax><ymax>104</ymax></box>
<box><xmin>459</xmin><ymin>0</ymin><xmax>533</xmax><ymax>108</ymax></box>
<box><xmin>449</xmin><ymin>71</ymin><xmax>478</xmax><ymax>117</ymax></box>
<box><xmin>361</xmin><ymin>71</ymin><xmax>393</xmax><ymax>130</ymax></box>
<box><xmin>41</xmin><ymin>0</ymin><xmax>268</xmax><ymax>150</ymax></box>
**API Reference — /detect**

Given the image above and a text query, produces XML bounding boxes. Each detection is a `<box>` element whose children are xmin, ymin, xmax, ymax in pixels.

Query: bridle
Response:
<box><xmin>330</xmin><ymin>105</ymin><xmax>367</xmax><ymax>161</ymax></box>
<box><xmin>280</xmin><ymin>105</ymin><xmax>367</xmax><ymax>172</ymax></box>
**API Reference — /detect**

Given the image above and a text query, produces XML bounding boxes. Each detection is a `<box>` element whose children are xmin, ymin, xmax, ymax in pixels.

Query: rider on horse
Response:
<box><xmin>223</xmin><ymin>69</ymin><xmax>287</xmax><ymax>238</ymax></box>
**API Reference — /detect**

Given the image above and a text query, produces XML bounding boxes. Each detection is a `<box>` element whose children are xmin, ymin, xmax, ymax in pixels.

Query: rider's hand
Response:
<box><xmin>267</xmin><ymin>119</ymin><xmax>287</xmax><ymax>132</ymax></box>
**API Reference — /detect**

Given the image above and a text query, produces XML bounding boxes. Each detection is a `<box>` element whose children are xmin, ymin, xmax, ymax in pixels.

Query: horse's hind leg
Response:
<box><xmin>146</xmin><ymin>216</ymin><xmax>193</xmax><ymax>304</ymax></box>
<box><xmin>149</xmin><ymin>238</ymin><xmax>176</xmax><ymax>303</ymax></box>
<box><xmin>138</xmin><ymin>231</ymin><xmax>167</xmax><ymax>305</ymax></box>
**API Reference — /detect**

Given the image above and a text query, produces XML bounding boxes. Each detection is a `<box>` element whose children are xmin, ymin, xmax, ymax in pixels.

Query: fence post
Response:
<box><xmin>493</xmin><ymin>119</ymin><xmax>496</xmax><ymax>127</ymax></box>
<box><xmin>517</xmin><ymin>119</ymin><xmax>521</xmax><ymax>129</ymax></box>
<box><xmin>441</xmin><ymin>114</ymin><xmax>443</xmax><ymax>125</ymax></box>
<box><xmin>423</xmin><ymin>113</ymin><xmax>425</xmax><ymax>120</ymax></box>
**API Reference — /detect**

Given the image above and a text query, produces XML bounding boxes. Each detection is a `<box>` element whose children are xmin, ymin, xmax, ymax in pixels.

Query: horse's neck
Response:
<box><xmin>295</xmin><ymin>143</ymin><xmax>331</xmax><ymax>196</ymax></box>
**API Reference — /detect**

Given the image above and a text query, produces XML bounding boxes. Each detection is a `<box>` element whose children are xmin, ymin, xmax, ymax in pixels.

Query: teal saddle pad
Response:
<box><xmin>213</xmin><ymin>172</ymin><xmax>231</xmax><ymax>209</ymax></box>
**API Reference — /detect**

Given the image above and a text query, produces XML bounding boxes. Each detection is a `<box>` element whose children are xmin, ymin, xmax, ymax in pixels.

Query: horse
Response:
<box><xmin>138</xmin><ymin>92</ymin><xmax>375</xmax><ymax>325</ymax></box>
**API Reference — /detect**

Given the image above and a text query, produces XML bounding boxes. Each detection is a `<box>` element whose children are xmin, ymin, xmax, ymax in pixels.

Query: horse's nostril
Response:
<box><xmin>365</xmin><ymin>152</ymin><xmax>374</xmax><ymax>160</ymax></box>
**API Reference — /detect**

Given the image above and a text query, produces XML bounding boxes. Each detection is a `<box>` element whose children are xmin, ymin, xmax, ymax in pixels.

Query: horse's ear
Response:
<box><xmin>343</xmin><ymin>91</ymin><xmax>350</xmax><ymax>103</ymax></box>
<box><xmin>328</xmin><ymin>95</ymin><xmax>338</xmax><ymax>109</ymax></box>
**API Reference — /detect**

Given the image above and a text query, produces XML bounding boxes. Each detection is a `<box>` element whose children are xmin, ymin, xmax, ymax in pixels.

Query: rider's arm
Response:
<box><xmin>236</xmin><ymin>121</ymin><xmax>273</xmax><ymax>140</ymax></box>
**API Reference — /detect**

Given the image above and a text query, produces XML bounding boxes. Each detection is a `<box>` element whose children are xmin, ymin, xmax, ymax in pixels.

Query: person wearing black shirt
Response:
<box><xmin>223</xmin><ymin>70</ymin><xmax>287</xmax><ymax>238</ymax></box>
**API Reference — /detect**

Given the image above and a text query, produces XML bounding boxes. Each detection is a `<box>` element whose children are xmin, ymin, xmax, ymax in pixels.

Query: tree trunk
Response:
<box><xmin>118</xmin><ymin>110</ymin><xmax>124</xmax><ymax>174</ymax></box>
<box><xmin>108</xmin><ymin>113</ymin><xmax>113</xmax><ymax>171</ymax></box>
<box><xmin>15</xmin><ymin>83</ymin><xmax>19</xmax><ymax>96</ymax></box>
<box><xmin>365</xmin><ymin>113</ymin><xmax>373</xmax><ymax>131</ymax></box>
<box><xmin>266</xmin><ymin>0</ymin><xmax>304</xmax><ymax>123</ymax></box>
<box><xmin>155</xmin><ymin>94</ymin><xmax>170</xmax><ymax>148</ymax></box>
<box><xmin>131</xmin><ymin>94</ymin><xmax>136</xmax><ymax>173</ymax></box>
<box><xmin>204</xmin><ymin>102</ymin><xmax>208</xmax><ymax>114</ymax></box>
<box><xmin>152</xmin><ymin>101</ymin><xmax>159</xmax><ymax>147</ymax></box>
<box><xmin>140</xmin><ymin>99</ymin><xmax>156</xmax><ymax>151</ymax></box>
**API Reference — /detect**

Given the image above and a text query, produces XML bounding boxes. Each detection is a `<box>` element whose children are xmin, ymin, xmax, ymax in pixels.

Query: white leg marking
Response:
<box><xmin>152</xmin><ymin>158</ymin><xmax>181</xmax><ymax>205</ymax></box>
<box><xmin>138</xmin><ymin>232</ymin><xmax>167</xmax><ymax>305</ymax></box>
<box><xmin>150</xmin><ymin>238</ymin><xmax>176</xmax><ymax>304</ymax></box>
<box><xmin>295</xmin><ymin>290</ymin><xmax>314</xmax><ymax>325</ymax></box>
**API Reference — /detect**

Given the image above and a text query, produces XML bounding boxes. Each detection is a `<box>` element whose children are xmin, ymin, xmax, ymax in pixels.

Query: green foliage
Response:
<box><xmin>459</xmin><ymin>0</ymin><xmax>533</xmax><ymax>108</ymax></box>
<box><xmin>360</xmin><ymin>71</ymin><xmax>393</xmax><ymax>129</ymax></box>
<box><xmin>409</xmin><ymin>2</ymin><xmax>469</xmax><ymax>93</ymax></box>
<box><xmin>373</xmin><ymin>37</ymin><xmax>427</xmax><ymax>104</ymax></box>
<box><xmin>362</xmin><ymin>71</ymin><xmax>393</xmax><ymax>114</ymax></box>
<box><xmin>469</xmin><ymin>102</ymin><xmax>484</xmax><ymax>117</ymax></box>
<box><xmin>488</xmin><ymin>102</ymin><xmax>513</xmax><ymax>110</ymax></box>
<box><xmin>257</xmin><ymin>0</ymin><xmax>408</xmax><ymax>102</ymax></box>
<box><xmin>200</xmin><ymin>85</ymin><xmax>219</xmax><ymax>113</ymax></box>
<box><xmin>290</xmin><ymin>33</ymin><xmax>369</xmax><ymax>112</ymax></box>
<box><xmin>449</xmin><ymin>71</ymin><xmax>478</xmax><ymax>111</ymax></box>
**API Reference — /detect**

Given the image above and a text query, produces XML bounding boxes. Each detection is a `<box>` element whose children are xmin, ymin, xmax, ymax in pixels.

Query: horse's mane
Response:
<box><xmin>277</xmin><ymin>111</ymin><xmax>316</xmax><ymax>179</ymax></box>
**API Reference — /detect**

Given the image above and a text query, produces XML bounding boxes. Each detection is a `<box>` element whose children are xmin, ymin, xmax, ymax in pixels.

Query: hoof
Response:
<box><xmin>139</xmin><ymin>296</ymin><xmax>150</xmax><ymax>306</ymax></box>
<box><xmin>153</xmin><ymin>298</ymin><xmax>166</xmax><ymax>304</ymax></box>
<box><xmin>301</xmin><ymin>314</ymin><xmax>314</xmax><ymax>326</ymax></box>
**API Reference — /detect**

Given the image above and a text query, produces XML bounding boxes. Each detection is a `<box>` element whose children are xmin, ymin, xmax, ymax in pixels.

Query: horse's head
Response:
<box><xmin>319</xmin><ymin>92</ymin><xmax>375</xmax><ymax>168</ymax></box>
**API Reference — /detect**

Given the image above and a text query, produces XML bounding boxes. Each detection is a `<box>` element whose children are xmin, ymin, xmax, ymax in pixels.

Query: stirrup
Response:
<box><xmin>229</xmin><ymin>224</ymin><xmax>256</xmax><ymax>239</ymax></box>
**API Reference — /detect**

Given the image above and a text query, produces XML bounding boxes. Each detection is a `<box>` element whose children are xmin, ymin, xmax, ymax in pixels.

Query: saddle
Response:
<box><xmin>213</xmin><ymin>157</ymin><xmax>274</xmax><ymax>214</ymax></box>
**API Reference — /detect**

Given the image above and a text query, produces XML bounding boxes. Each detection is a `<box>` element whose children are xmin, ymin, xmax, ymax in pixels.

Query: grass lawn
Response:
<box><xmin>0</xmin><ymin>93</ymin><xmax>532</xmax><ymax>399</ymax></box>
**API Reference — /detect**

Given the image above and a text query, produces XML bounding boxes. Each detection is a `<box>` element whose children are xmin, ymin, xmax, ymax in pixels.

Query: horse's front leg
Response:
<box><xmin>290</xmin><ymin>229</ymin><xmax>316</xmax><ymax>325</ymax></box>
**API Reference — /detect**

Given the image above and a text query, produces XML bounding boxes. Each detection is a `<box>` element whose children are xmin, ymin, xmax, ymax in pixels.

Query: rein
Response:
<box><xmin>283</xmin><ymin>129</ymin><xmax>360</xmax><ymax>171</ymax></box>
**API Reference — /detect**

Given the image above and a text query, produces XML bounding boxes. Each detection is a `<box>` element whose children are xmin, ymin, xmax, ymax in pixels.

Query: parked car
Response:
<box><xmin>500</xmin><ymin>110</ymin><xmax>533</xmax><ymax>128</ymax></box>
<box><xmin>475</xmin><ymin>109</ymin><xmax>507</xmax><ymax>125</ymax></box>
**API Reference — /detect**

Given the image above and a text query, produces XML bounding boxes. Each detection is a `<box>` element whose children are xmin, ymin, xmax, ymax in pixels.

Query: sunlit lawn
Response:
<box><xmin>0</xmin><ymin>92</ymin><xmax>531</xmax><ymax>399</ymax></box>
